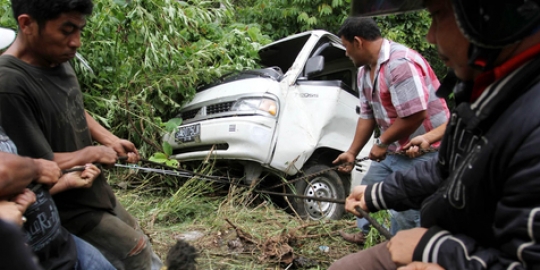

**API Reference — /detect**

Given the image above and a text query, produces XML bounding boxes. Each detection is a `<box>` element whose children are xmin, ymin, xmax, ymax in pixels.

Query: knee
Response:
<box><xmin>128</xmin><ymin>236</ymin><xmax>149</xmax><ymax>257</ymax></box>
<box><xmin>328</xmin><ymin>253</ymin><xmax>361</xmax><ymax>270</ymax></box>
<box><xmin>328</xmin><ymin>261</ymin><xmax>343</xmax><ymax>270</ymax></box>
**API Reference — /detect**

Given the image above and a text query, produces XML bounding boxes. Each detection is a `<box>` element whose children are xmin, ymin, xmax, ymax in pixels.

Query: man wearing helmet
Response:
<box><xmin>330</xmin><ymin>0</ymin><xmax>540</xmax><ymax>269</ymax></box>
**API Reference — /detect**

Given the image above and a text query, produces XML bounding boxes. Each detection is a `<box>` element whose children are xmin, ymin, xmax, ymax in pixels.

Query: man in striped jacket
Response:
<box><xmin>333</xmin><ymin>17</ymin><xmax>449</xmax><ymax>243</ymax></box>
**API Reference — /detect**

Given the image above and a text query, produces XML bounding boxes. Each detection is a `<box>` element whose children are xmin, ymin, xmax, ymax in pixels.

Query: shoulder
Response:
<box><xmin>61</xmin><ymin>61</ymin><xmax>76</xmax><ymax>76</ymax></box>
<box><xmin>387</xmin><ymin>41</ymin><xmax>425</xmax><ymax>63</ymax></box>
<box><xmin>388</xmin><ymin>40</ymin><xmax>410</xmax><ymax>51</ymax></box>
<box><xmin>386</xmin><ymin>48</ymin><xmax>433</xmax><ymax>77</ymax></box>
<box><xmin>0</xmin><ymin>55</ymin><xmax>33</xmax><ymax>89</ymax></box>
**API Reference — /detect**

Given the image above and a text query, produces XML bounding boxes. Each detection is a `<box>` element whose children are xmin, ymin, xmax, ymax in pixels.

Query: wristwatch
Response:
<box><xmin>375</xmin><ymin>137</ymin><xmax>390</xmax><ymax>148</ymax></box>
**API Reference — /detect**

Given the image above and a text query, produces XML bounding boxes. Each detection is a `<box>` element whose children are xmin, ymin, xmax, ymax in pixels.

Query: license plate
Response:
<box><xmin>175</xmin><ymin>123</ymin><xmax>201</xmax><ymax>143</ymax></box>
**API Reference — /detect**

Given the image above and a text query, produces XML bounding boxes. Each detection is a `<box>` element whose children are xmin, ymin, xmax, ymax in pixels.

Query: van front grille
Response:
<box><xmin>207</xmin><ymin>101</ymin><xmax>234</xmax><ymax>115</ymax></box>
<box><xmin>181</xmin><ymin>101</ymin><xmax>235</xmax><ymax>121</ymax></box>
<box><xmin>182</xmin><ymin>108</ymin><xmax>200</xmax><ymax>120</ymax></box>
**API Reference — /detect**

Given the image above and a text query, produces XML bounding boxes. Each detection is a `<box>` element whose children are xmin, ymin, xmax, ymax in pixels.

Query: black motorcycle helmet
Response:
<box><xmin>351</xmin><ymin>0</ymin><xmax>540</xmax><ymax>69</ymax></box>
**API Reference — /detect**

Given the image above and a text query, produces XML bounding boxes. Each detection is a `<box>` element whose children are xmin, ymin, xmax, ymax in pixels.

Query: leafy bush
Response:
<box><xmin>80</xmin><ymin>0</ymin><xmax>272</xmax><ymax>156</ymax></box>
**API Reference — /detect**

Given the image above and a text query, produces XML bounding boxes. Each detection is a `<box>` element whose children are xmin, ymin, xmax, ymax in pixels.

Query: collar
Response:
<box><xmin>471</xmin><ymin>43</ymin><xmax>540</xmax><ymax>102</ymax></box>
<box><xmin>363</xmin><ymin>39</ymin><xmax>390</xmax><ymax>71</ymax></box>
<box><xmin>377</xmin><ymin>39</ymin><xmax>391</xmax><ymax>68</ymax></box>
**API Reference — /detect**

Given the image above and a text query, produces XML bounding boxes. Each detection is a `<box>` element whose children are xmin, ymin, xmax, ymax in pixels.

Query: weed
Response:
<box><xmin>112</xmin><ymin>168</ymin><xmax>390</xmax><ymax>270</ymax></box>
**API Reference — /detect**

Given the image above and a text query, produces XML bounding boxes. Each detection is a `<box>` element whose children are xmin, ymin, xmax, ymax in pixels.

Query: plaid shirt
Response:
<box><xmin>358</xmin><ymin>39</ymin><xmax>449</xmax><ymax>151</ymax></box>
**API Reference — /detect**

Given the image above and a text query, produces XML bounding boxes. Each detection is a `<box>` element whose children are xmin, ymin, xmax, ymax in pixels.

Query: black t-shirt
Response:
<box><xmin>0</xmin><ymin>55</ymin><xmax>116</xmax><ymax>234</ymax></box>
<box><xmin>0</xmin><ymin>126</ymin><xmax>76</xmax><ymax>270</ymax></box>
<box><xmin>25</xmin><ymin>183</ymin><xmax>77</xmax><ymax>270</ymax></box>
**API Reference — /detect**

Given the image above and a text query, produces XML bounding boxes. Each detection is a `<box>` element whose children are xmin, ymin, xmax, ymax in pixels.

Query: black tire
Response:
<box><xmin>292</xmin><ymin>164</ymin><xmax>346</xmax><ymax>220</ymax></box>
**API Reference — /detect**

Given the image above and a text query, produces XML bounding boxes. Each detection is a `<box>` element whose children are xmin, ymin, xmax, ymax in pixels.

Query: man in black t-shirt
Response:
<box><xmin>0</xmin><ymin>25</ymin><xmax>111</xmax><ymax>270</ymax></box>
<box><xmin>0</xmin><ymin>126</ymin><xmax>114</xmax><ymax>270</ymax></box>
<box><xmin>0</xmin><ymin>1</ymin><xmax>163</xmax><ymax>269</ymax></box>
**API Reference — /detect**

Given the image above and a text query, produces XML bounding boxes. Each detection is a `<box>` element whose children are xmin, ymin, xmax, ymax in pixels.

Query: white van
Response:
<box><xmin>163</xmin><ymin>30</ymin><xmax>374</xmax><ymax>220</ymax></box>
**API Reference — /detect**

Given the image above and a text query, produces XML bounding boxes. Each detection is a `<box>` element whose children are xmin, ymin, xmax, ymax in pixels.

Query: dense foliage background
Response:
<box><xmin>0</xmin><ymin>0</ymin><xmax>445</xmax><ymax>158</ymax></box>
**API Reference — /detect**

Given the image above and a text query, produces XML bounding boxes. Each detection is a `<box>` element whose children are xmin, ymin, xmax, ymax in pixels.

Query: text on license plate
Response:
<box><xmin>175</xmin><ymin>123</ymin><xmax>201</xmax><ymax>143</ymax></box>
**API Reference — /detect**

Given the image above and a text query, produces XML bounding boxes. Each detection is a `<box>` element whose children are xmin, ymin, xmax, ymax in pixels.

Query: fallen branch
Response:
<box><xmin>224</xmin><ymin>218</ymin><xmax>258</xmax><ymax>245</ymax></box>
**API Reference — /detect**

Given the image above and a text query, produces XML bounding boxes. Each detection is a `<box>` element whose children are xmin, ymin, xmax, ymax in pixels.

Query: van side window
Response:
<box><xmin>311</xmin><ymin>69</ymin><xmax>357</xmax><ymax>95</ymax></box>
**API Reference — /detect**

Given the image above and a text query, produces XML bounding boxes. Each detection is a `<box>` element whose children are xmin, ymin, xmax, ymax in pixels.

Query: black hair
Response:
<box><xmin>11</xmin><ymin>0</ymin><xmax>93</xmax><ymax>27</ymax></box>
<box><xmin>166</xmin><ymin>240</ymin><xmax>198</xmax><ymax>270</ymax></box>
<box><xmin>337</xmin><ymin>17</ymin><xmax>382</xmax><ymax>42</ymax></box>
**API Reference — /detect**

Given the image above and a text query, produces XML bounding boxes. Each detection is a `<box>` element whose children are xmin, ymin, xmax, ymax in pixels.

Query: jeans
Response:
<box><xmin>357</xmin><ymin>152</ymin><xmax>437</xmax><ymax>235</ymax></box>
<box><xmin>78</xmin><ymin>199</ymin><xmax>163</xmax><ymax>270</ymax></box>
<box><xmin>73</xmin><ymin>234</ymin><xmax>116</xmax><ymax>270</ymax></box>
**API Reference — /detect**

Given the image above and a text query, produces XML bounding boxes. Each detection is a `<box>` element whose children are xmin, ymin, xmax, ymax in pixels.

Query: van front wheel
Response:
<box><xmin>292</xmin><ymin>164</ymin><xmax>346</xmax><ymax>220</ymax></box>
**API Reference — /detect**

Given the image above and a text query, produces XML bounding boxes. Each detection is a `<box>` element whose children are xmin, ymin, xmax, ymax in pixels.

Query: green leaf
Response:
<box><xmin>112</xmin><ymin>0</ymin><xmax>128</xmax><ymax>6</ymax></box>
<box><xmin>165</xmin><ymin>159</ymin><xmax>179</xmax><ymax>167</ymax></box>
<box><xmin>162</xmin><ymin>141</ymin><xmax>173</xmax><ymax>156</ymax></box>
<box><xmin>149</xmin><ymin>152</ymin><xmax>168</xmax><ymax>163</ymax></box>
<box><xmin>165</xmin><ymin>118</ymin><xmax>184</xmax><ymax>132</ymax></box>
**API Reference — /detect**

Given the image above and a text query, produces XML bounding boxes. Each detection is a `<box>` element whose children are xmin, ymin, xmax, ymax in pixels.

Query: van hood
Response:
<box><xmin>186</xmin><ymin>77</ymin><xmax>280</xmax><ymax>107</ymax></box>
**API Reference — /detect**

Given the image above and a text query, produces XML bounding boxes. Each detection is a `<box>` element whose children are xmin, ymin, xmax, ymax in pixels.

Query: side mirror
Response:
<box><xmin>305</xmin><ymin>55</ymin><xmax>325</xmax><ymax>77</ymax></box>
<box><xmin>0</xmin><ymin>27</ymin><xmax>16</xmax><ymax>50</ymax></box>
<box><xmin>75</xmin><ymin>53</ymin><xmax>95</xmax><ymax>75</ymax></box>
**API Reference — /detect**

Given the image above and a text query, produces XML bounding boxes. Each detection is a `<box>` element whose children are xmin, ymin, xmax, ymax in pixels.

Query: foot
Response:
<box><xmin>339</xmin><ymin>230</ymin><xmax>365</xmax><ymax>245</ymax></box>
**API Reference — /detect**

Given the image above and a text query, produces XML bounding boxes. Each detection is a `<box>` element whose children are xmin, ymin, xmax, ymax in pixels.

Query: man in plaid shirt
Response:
<box><xmin>333</xmin><ymin>17</ymin><xmax>449</xmax><ymax>244</ymax></box>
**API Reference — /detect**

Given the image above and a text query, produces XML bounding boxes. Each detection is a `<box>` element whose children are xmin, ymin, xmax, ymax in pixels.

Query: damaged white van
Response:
<box><xmin>163</xmin><ymin>30</ymin><xmax>374</xmax><ymax>220</ymax></box>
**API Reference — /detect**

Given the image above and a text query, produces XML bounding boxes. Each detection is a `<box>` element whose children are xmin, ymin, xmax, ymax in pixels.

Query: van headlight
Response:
<box><xmin>231</xmin><ymin>98</ymin><xmax>278</xmax><ymax>116</ymax></box>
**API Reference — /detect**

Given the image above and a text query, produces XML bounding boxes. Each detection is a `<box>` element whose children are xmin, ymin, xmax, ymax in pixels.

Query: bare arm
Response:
<box><xmin>85</xmin><ymin>111</ymin><xmax>140</xmax><ymax>163</ymax></box>
<box><xmin>53</xmin><ymin>111</ymin><xmax>136</xmax><ymax>169</ymax></box>
<box><xmin>49</xmin><ymin>164</ymin><xmax>101</xmax><ymax>195</ymax></box>
<box><xmin>85</xmin><ymin>111</ymin><xmax>120</xmax><ymax>146</ymax></box>
<box><xmin>347</xmin><ymin>118</ymin><xmax>377</xmax><ymax>156</ymax></box>
<box><xmin>0</xmin><ymin>153</ymin><xmax>60</xmax><ymax>198</ymax></box>
<box><xmin>404</xmin><ymin>122</ymin><xmax>448</xmax><ymax>158</ymax></box>
<box><xmin>378</xmin><ymin>110</ymin><xmax>427</xmax><ymax>146</ymax></box>
<box><xmin>53</xmin><ymin>146</ymin><xmax>117</xmax><ymax>170</ymax></box>
<box><xmin>369</xmin><ymin>110</ymin><xmax>427</xmax><ymax>161</ymax></box>
<box><xmin>333</xmin><ymin>118</ymin><xmax>376</xmax><ymax>172</ymax></box>
<box><xmin>0</xmin><ymin>153</ymin><xmax>38</xmax><ymax>197</ymax></box>
<box><xmin>419</xmin><ymin>122</ymin><xmax>447</xmax><ymax>145</ymax></box>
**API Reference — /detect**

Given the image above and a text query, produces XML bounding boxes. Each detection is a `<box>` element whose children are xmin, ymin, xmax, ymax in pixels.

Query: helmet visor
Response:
<box><xmin>351</xmin><ymin>0</ymin><xmax>424</xmax><ymax>17</ymax></box>
<box><xmin>453</xmin><ymin>0</ymin><xmax>540</xmax><ymax>47</ymax></box>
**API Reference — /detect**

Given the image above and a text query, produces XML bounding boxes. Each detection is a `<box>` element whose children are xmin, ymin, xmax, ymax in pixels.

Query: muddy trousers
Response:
<box><xmin>328</xmin><ymin>242</ymin><xmax>396</xmax><ymax>270</ymax></box>
<box><xmin>77</xmin><ymin>199</ymin><xmax>163</xmax><ymax>270</ymax></box>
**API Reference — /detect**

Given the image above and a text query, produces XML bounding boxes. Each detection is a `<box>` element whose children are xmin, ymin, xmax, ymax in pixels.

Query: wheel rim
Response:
<box><xmin>303</xmin><ymin>175</ymin><xmax>337</xmax><ymax>220</ymax></box>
